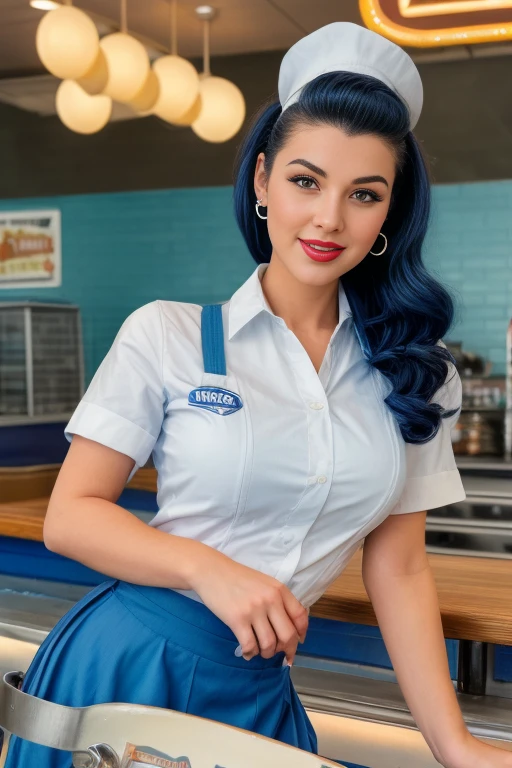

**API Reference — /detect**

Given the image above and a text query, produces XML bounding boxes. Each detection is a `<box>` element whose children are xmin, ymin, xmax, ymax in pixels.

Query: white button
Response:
<box><xmin>307</xmin><ymin>476</ymin><xmax>318</xmax><ymax>485</ymax></box>
<box><xmin>309</xmin><ymin>402</ymin><xmax>324</xmax><ymax>410</ymax></box>
<box><xmin>317</xmin><ymin>475</ymin><xmax>327</xmax><ymax>484</ymax></box>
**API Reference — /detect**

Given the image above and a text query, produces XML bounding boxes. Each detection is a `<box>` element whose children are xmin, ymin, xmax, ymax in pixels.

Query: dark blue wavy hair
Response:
<box><xmin>233</xmin><ymin>71</ymin><xmax>459</xmax><ymax>444</ymax></box>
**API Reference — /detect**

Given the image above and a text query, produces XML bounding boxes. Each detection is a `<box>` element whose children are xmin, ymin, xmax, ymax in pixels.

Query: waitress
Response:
<box><xmin>6</xmin><ymin>21</ymin><xmax>512</xmax><ymax>768</ymax></box>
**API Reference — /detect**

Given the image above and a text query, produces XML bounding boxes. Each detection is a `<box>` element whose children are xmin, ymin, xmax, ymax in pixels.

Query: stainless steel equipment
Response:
<box><xmin>0</xmin><ymin>671</ymin><xmax>345</xmax><ymax>768</ymax></box>
<box><xmin>0</xmin><ymin>574</ymin><xmax>511</xmax><ymax>768</ymax></box>
<box><xmin>0</xmin><ymin>302</ymin><xmax>83</xmax><ymax>422</ymax></box>
<box><xmin>426</xmin><ymin>466</ymin><xmax>512</xmax><ymax>559</ymax></box>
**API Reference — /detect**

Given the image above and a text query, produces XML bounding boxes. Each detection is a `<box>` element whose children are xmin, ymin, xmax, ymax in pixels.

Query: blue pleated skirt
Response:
<box><xmin>5</xmin><ymin>579</ymin><xmax>317</xmax><ymax>767</ymax></box>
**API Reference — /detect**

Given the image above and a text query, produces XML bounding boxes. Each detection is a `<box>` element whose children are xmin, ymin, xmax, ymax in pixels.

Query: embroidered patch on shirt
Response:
<box><xmin>188</xmin><ymin>386</ymin><xmax>243</xmax><ymax>416</ymax></box>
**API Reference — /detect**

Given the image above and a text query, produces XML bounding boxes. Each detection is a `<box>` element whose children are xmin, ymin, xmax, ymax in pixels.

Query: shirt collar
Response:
<box><xmin>228</xmin><ymin>263</ymin><xmax>353</xmax><ymax>341</ymax></box>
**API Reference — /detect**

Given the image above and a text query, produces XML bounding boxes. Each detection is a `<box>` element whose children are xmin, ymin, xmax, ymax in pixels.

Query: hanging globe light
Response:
<box><xmin>146</xmin><ymin>3</ymin><xmax>199</xmax><ymax>124</ymax></box>
<box><xmin>128</xmin><ymin>69</ymin><xmax>160</xmax><ymax>113</ymax></box>
<box><xmin>56</xmin><ymin>79</ymin><xmax>112</xmax><ymax>134</ymax></box>
<box><xmin>171</xmin><ymin>93</ymin><xmax>202</xmax><ymax>126</ymax></box>
<box><xmin>190</xmin><ymin>8</ymin><xmax>245</xmax><ymax>143</ymax></box>
<box><xmin>100</xmin><ymin>32</ymin><xmax>150</xmax><ymax>103</ymax></box>
<box><xmin>36</xmin><ymin>5</ymin><xmax>100</xmax><ymax>80</ymax></box>
<box><xmin>152</xmin><ymin>55</ymin><xmax>200</xmax><ymax>123</ymax></box>
<box><xmin>76</xmin><ymin>48</ymin><xmax>109</xmax><ymax>96</ymax></box>
<box><xmin>192</xmin><ymin>75</ymin><xmax>245</xmax><ymax>143</ymax></box>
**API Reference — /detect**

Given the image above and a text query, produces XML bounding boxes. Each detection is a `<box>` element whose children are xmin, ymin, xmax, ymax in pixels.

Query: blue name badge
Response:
<box><xmin>188</xmin><ymin>386</ymin><xmax>243</xmax><ymax>416</ymax></box>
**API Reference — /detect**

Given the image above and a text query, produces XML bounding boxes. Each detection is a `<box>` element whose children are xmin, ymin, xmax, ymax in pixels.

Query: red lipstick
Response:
<box><xmin>299</xmin><ymin>238</ymin><xmax>345</xmax><ymax>263</ymax></box>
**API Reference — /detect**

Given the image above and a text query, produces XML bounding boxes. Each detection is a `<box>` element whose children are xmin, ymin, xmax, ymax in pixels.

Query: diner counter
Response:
<box><xmin>0</xmin><ymin>488</ymin><xmax>511</xmax><ymax>648</ymax></box>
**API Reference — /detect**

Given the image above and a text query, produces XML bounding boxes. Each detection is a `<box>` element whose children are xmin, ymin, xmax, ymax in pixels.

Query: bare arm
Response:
<box><xmin>44</xmin><ymin>434</ymin><xmax>207</xmax><ymax>589</ymax></box>
<box><xmin>44</xmin><ymin>435</ymin><xmax>308</xmax><ymax>663</ymax></box>
<box><xmin>362</xmin><ymin>512</ymin><xmax>512</xmax><ymax>768</ymax></box>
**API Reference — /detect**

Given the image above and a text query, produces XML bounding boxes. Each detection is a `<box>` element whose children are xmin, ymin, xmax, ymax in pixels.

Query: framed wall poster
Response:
<box><xmin>0</xmin><ymin>209</ymin><xmax>62</xmax><ymax>288</ymax></box>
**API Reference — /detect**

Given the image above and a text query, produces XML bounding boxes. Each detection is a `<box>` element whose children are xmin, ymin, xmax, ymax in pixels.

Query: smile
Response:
<box><xmin>298</xmin><ymin>239</ymin><xmax>345</xmax><ymax>262</ymax></box>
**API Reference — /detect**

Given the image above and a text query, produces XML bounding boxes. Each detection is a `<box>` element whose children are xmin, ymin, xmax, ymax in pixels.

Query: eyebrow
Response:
<box><xmin>286</xmin><ymin>158</ymin><xmax>389</xmax><ymax>187</ymax></box>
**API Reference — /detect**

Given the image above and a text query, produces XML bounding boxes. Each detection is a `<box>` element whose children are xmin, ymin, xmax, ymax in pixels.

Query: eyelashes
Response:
<box><xmin>288</xmin><ymin>174</ymin><xmax>318</xmax><ymax>190</ymax></box>
<box><xmin>287</xmin><ymin>174</ymin><xmax>384</xmax><ymax>203</ymax></box>
<box><xmin>353</xmin><ymin>189</ymin><xmax>384</xmax><ymax>203</ymax></box>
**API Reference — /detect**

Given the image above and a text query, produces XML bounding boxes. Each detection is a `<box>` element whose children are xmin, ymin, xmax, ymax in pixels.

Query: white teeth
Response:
<box><xmin>308</xmin><ymin>243</ymin><xmax>338</xmax><ymax>251</ymax></box>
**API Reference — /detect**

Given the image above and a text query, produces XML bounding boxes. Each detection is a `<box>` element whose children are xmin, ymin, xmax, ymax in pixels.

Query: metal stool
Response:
<box><xmin>0</xmin><ymin>671</ymin><xmax>343</xmax><ymax>768</ymax></box>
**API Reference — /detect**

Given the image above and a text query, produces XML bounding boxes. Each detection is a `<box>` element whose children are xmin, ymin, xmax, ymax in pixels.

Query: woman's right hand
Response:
<box><xmin>189</xmin><ymin>546</ymin><xmax>309</xmax><ymax>665</ymax></box>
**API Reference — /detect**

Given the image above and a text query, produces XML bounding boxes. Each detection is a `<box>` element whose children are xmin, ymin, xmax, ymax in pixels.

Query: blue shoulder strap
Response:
<box><xmin>201</xmin><ymin>304</ymin><xmax>226</xmax><ymax>375</ymax></box>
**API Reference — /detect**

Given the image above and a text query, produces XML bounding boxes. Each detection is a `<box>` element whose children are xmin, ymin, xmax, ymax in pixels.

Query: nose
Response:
<box><xmin>311</xmin><ymin>194</ymin><xmax>345</xmax><ymax>235</ymax></box>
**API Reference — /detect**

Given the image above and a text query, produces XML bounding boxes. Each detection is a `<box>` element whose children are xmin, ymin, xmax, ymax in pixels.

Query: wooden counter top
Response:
<box><xmin>0</xmin><ymin>496</ymin><xmax>50</xmax><ymax>541</ymax></box>
<box><xmin>313</xmin><ymin>548</ymin><xmax>512</xmax><ymax>646</ymax></box>
<box><xmin>0</xmin><ymin>496</ymin><xmax>511</xmax><ymax>646</ymax></box>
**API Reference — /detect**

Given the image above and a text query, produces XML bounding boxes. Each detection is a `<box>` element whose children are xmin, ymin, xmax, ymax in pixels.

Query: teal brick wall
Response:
<box><xmin>0</xmin><ymin>188</ymin><xmax>254</xmax><ymax>385</ymax></box>
<box><xmin>425</xmin><ymin>180</ymin><xmax>512</xmax><ymax>375</ymax></box>
<box><xmin>1</xmin><ymin>179</ymin><xmax>511</xmax><ymax>384</ymax></box>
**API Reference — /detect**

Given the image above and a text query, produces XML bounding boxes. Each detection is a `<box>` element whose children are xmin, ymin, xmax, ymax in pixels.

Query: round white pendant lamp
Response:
<box><xmin>191</xmin><ymin>6</ymin><xmax>246</xmax><ymax>143</ymax></box>
<box><xmin>192</xmin><ymin>74</ymin><xmax>245</xmax><ymax>142</ymax></box>
<box><xmin>56</xmin><ymin>79</ymin><xmax>112</xmax><ymax>134</ymax></box>
<box><xmin>149</xmin><ymin>1</ymin><xmax>199</xmax><ymax>123</ymax></box>
<box><xmin>153</xmin><ymin>55</ymin><xmax>200</xmax><ymax>123</ymax></box>
<box><xmin>99</xmin><ymin>0</ymin><xmax>150</xmax><ymax>103</ymax></box>
<box><xmin>76</xmin><ymin>48</ymin><xmax>109</xmax><ymax>95</ymax></box>
<box><xmin>128</xmin><ymin>69</ymin><xmax>160</xmax><ymax>112</ymax></box>
<box><xmin>36</xmin><ymin>4</ymin><xmax>100</xmax><ymax>79</ymax></box>
<box><xmin>100</xmin><ymin>31</ymin><xmax>150</xmax><ymax>103</ymax></box>
<box><xmin>171</xmin><ymin>93</ymin><xmax>202</xmax><ymax>126</ymax></box>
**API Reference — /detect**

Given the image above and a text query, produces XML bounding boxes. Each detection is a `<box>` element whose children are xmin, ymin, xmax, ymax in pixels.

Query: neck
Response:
<box><xmin>260</xmin><ymin>256</ymin><xmax>339</xmax><ymax>334</ymax></box>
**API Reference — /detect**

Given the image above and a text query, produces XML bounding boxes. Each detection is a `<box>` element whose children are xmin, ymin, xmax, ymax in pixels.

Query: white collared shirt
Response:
<box><xmin>64</xmin><ymin>264</ymin><xmax>465</xmax><ymax>607</ymax></box>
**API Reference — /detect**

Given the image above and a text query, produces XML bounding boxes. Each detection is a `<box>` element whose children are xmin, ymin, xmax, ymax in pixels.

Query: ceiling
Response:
<box><xmin>4</xmin><ymin>0</ymin><xmax>512</xmax><ymax>79</ymax></box>
<box><xmin>1</xmin><ymin>0</ymin><xmax>365</xmax><ymax>78</ymax></box>
<box><xmin>2</xmin><ymin>0</ymin><xmax>512</xmax><ymax>120</ymax></box>
<box><xmin>2</xmin><ymin>0</ymin><xmax>512</xmax><ymax>188</ymax></box>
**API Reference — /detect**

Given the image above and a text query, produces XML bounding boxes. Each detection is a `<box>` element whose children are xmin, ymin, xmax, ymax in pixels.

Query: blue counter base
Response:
<box><xmin>495</xmin><ymin>645</ymin><xmax>512</xmax><ymax>682</ymax></box>
<box><xmin>0</xmin><ymin>536</ymin><xmax>104</xmax><ymax>586</ymax></box>
<box><xmin>0</xmin><ymin>422</ymin><xmax>70</xmax><ymax>466</ymax></box>
<box><xmin>301</xmin><ymin>615</ymin><xmax>459</xmax><ymax>681</ymax></box>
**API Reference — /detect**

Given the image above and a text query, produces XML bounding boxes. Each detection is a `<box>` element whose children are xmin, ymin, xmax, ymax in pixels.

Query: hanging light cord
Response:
<box><xmin>203</xmin><ymin>16</ymin><xmax>210</xmax><ymax>76</ymax></box>
<box><xmin>120</xmin><ymin>0</ymin><xmax>128</xmax><ymax>33</ymax></box>
<box><xmin>170</xmin><ymin>0</ymin><xmax>178</xmax><ymax>56</ymax></box>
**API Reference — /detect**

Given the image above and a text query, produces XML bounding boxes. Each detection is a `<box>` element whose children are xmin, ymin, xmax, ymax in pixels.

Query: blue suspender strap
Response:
<box><xmin>201</xmin><ymin>304</ymin><xmax>227</xmax><ymax>375</ymax></box>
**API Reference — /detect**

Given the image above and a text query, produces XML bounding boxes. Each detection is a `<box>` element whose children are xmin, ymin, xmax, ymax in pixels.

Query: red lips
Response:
<box><xmin>298</xmin><ymin>238</ymin><xmax>346</xmax><ymax>263</ymax></box>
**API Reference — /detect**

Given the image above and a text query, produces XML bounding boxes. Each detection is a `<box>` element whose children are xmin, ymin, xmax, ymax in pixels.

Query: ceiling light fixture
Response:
<box><xmin>30</xmin><ymin>0</ymin><xmax>61</xmax><ymax>10</ymax></box>
<box><xmin>151</xmin><ymin>0</ymin><xmax>200</xmax><ymax>124</ymax></box>
<box><xmin>191</xmin><ymin>5</ymin><xmax>246</xmax><ymax>143</ymax></box>
<box><xmin>55</xmin><ymin>79</ymin><xmax>112</xmax><ymax>134</ymax></box>
<box><xmin>76</xmin><ymin>47</ymin><xmax>109</xmax><ymax>95</ymax></box>
<box><xmin>99</xmin><ymin>0</ymin><xmax>151</xmax><ymax>103</ymax></box>
<box><xmin>35</xmin><ymin>1</ymin><xmax>100</xmax><ymax>79</ymax></box>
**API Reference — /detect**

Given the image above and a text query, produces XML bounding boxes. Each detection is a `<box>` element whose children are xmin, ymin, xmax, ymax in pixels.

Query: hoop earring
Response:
<box><xmin>370</xmin><ymin>232</ymin><xmax>387</xmax><ymax>256</ymax></box>
<box><xmin>255</xmin><ymin>199</ymin><xmax>268</xmax><ymax>220</ymax></box>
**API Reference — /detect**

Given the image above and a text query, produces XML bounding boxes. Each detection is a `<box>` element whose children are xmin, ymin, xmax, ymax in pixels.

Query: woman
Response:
<box><xmin>5</xmin><ymin>21</ymin><xmax>511</xmax><ymax>768</ymax></box>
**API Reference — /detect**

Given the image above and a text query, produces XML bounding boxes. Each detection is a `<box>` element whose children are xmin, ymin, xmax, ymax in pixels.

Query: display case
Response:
<box><xmin>0</xmin><ymin>302</ymin><xmax>84</xmax><ymax>423</ymax></box>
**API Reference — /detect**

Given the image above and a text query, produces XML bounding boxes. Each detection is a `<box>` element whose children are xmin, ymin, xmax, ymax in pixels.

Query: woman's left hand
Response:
<box><xmin>443</xmin><ymin>731</ymin><xmax>512</xmax><ymax>768</ymax></box>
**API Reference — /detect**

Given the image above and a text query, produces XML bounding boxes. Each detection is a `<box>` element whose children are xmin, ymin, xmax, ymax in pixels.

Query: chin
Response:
<box><xmin>287</xmin><ymin>260</ymin><xmax>342</xmax><ymax>287</ymax></box>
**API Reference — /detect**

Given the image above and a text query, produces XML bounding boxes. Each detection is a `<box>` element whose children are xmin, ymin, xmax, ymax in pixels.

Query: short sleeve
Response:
<box><xmin>388</xmin><ymin>351</ymin><xmax>466</xmax><ymax>515</ymax></box>
<box><xmin>64</xmin><ymin>301</ymin><xmax>166</xmax><ymax>483</ymax></box>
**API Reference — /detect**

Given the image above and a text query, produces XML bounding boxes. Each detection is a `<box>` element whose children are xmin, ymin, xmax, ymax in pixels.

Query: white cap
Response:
<box><xmin>278</xmin><ymin>22</ymin><xmax>423</xmax><ymax>130</ymax></box>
